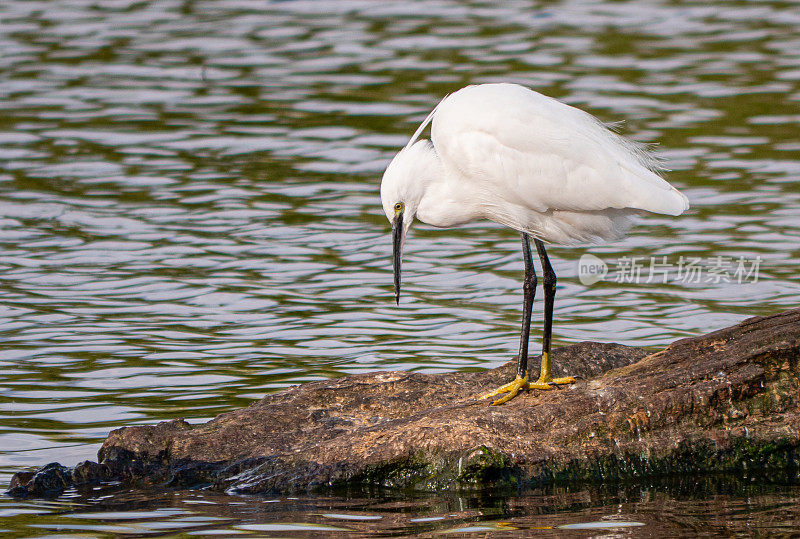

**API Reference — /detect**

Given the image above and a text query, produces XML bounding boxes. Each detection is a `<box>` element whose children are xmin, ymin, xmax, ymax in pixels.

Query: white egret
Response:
<box><xmin>380</xmin><ymin>83</ymin><xmax>689</xmax><ymax>405</ymax></box>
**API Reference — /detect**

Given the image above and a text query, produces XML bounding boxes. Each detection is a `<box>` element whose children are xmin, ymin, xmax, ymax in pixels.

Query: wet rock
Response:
<box><xmin>7</xmin><ymin>463</ymin><xmax>72</xmax><ymax>498</ymax></box>
<box><xmin>72</xmin><ymin>460</ymin><xmax>105</xmax><ymax>485</ymax></box>
<box><xmin>7</xmin><ymin>471</ymin><xmax>34</xmax><ymax>492</ymax></box>
<box><xmin>7</xmin><ymin>309</ymin><xmax>800</xmax><ymax>497</ymax></box>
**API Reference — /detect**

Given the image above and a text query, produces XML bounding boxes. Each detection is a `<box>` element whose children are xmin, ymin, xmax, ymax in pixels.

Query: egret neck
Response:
<box><xmin>391</xmin><ymin>141</ymin><xmax>482</xmax><ymax>229</ymax></box>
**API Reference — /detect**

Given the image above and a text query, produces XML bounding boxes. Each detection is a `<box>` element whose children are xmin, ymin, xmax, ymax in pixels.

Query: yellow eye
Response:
<box><xmin>394</xmin><ymin>202</ymin><xmax>403</xmax><ymax>212</ymax></box>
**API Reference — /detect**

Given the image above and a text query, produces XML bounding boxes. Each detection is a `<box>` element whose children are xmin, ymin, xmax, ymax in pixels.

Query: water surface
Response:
<box><xmin>1</xmin><ymin>479</ymin><xmax>799</xmax><ymax>536</ymax></box>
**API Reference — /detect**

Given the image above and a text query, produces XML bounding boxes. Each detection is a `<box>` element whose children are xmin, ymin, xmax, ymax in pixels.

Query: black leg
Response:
<box><xmin>481</xmin><ymin>236</ymin><xmax>574</xmax><ymax>403</ymax></box>
<box><xmin>516</xmin><ymin>233</ymin><xmax>537</xmax><ymax>379</ymax></box>
<box><xmin>534</xmin><ymin>239</ymin><xmax>555</xmax><ymax>380</ymax></box>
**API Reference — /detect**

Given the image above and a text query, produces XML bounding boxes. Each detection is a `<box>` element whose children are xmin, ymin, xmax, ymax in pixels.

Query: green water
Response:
<box><xmin>1</xmin><ymin>0</ymin><xmax>799</xmax><ymax>535</ymax></box>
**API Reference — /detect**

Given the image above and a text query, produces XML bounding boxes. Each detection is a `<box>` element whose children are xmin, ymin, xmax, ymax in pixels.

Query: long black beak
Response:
<box><xmin>392</xmin><ymin>211</ymin><xmax>403</xmax><ymax>305</ymax></box>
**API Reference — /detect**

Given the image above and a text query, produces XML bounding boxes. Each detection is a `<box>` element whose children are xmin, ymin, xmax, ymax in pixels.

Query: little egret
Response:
<box><xmin>380</xmin><ymin>83</ymin><xmax>689</xmax><ymax>405</ymax></box>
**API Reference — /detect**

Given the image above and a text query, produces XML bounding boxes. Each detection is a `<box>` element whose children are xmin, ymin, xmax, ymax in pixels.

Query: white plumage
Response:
<box><xmin>381</xmin><ymin>83</ymin><xmax>689</xmax><ymax>245</ymax></box>
<box><xmin>381</xmin><ymin>83</ymin><xmax>689</xmax><ymax>405</ymax></box>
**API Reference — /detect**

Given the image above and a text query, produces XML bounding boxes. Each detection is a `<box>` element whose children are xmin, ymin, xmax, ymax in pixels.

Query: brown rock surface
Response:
<box><xmin>8</xmin><ymin>309</ymin><xmax>800</xmax><ymax>497</ymax></box>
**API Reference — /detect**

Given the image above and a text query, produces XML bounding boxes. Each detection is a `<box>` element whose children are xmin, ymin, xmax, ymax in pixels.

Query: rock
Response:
<box><xmin>72</xmin><ymin>460</ymin><xmax>105</xmax><ymax>485</ymax></box>
<box><xmin>7</xmin><ymin>463</ymin><xmax>71</xmax><ymax>498</ymax></box>
<box><xmin>7</xmin><ymin>309</ymin><xmax>800</xmax><ymax>497</ymax></box>
<box><xmin>7</xmin><ymin>471</ymin><xmax>34</xmax><ymax>492</ymax></box>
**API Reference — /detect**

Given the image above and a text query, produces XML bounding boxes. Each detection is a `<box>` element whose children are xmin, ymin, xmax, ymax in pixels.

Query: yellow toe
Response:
<box><xmin>480</xmin><ymin>375</ymin><xmax>529</xmax><ymax>405</ymax></box>
<box><xmin>529</xmin><ymin>375</ymin><xmax>576</xmax><ymax>390</ymax></box>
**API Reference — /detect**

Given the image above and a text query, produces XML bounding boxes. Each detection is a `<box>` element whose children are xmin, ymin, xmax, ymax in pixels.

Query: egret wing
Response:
<box><xmin>430</xmin><ymin>84</ymin><xmax>688</xmax><ymax>216</ymax></box>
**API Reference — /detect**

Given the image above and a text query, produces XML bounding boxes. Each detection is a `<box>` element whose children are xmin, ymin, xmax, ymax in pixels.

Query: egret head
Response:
<box><xmin>380</xmin><ymin>141</ymin><xmax>436</xmax><ymax>304</ymax></box>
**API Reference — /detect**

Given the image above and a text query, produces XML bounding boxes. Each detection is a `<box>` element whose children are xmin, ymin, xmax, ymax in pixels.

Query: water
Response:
<box><xmin>1</xmin><ymin>480</ymin><xmax>799</xmax><ymax>536</ymax></box>
<box><xmin>1</xmin><ymin>0</ymin><xmax>799</xmax><ymax>534</ymax></box>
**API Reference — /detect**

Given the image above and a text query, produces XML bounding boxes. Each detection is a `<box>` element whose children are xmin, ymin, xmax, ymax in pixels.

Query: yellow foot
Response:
<box><xmin>529</xmin><ymin>375</ymin><xmax>576</xmax><ymax>390</ymax></box>
<box><xmin>481</xmin><ymin>375</ymin><xmax>577</xmax><ymax>405</ymax></box>
<box><xmin>480</xmin><ymin>375</ymin><xmax>529</xmax><ymax>406</ymax></box>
